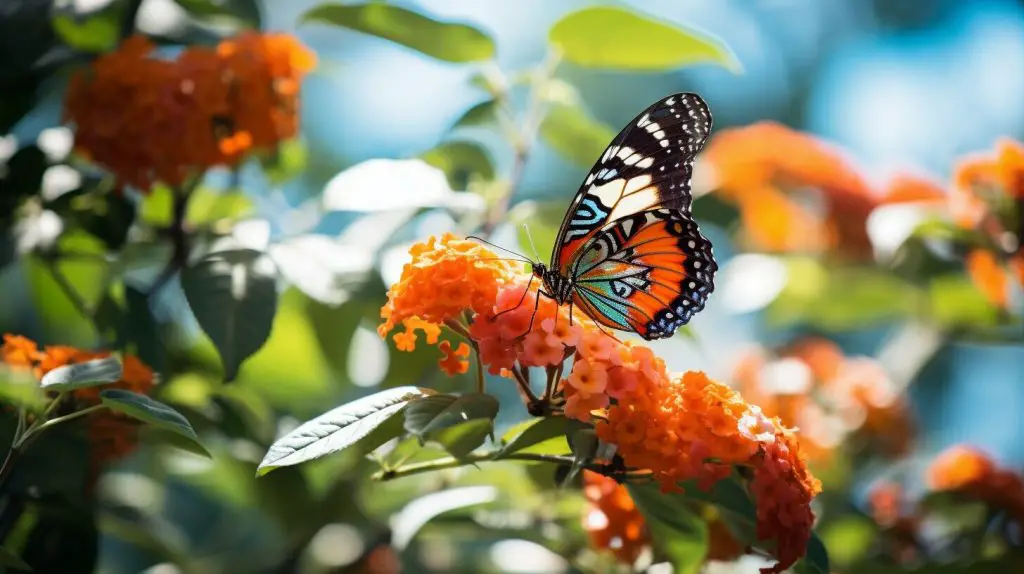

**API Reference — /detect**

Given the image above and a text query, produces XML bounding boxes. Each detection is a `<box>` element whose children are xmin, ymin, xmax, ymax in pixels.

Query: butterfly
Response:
<box><xmin>527</xmin><ymin>92</ymin><xmax>718</xmax><ymax>341</ymax></box>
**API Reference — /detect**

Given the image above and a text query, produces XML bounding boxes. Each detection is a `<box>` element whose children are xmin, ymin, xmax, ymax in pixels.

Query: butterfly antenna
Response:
<box><xmin>465</xmin><ymin>235</ymin><xmax>532</xmax><ymax>263</ymax></box>
<box><xmin>521</xmin><ymin>224</ymin><xmax>542</xmax><ymax>263</ymax></box>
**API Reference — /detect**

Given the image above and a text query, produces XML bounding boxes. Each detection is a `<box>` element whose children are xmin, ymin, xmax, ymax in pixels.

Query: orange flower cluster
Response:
<box><xmin>378</xmin><ymin>235</ymin><xmax>823</xmax><ymax>573</ymax></box>
<box><xmin>581</xmin><ymin>470</ymin><xmax>651</xmax><ymax>564</ymax></box>
<box><xmin>1</xmin><ymin>334</ymin><xmax>156</xmax><ymax>466</ymax></box>
<box><xmin>732</xmin><ymin>337</ymin><xmax>914</xmax><ymax>461</ymax></box>
<box><xmin>64</xmin><ymin>32</ymin><xmax>316</xmax><ymax>191</ymax></box>
<box><xmin>703</xmin><ymin>122</ymin><xmax>878</xmax><ymax>257</ymax></box>
<box><xmin>927</xmin><ymin>444</ymin><xmax>1024</xmax><ymax>528</ymax></box>
<box><xmin>949</xmin><ymin>139</ymin><xmax>1024</xmax><ymax>308</ymax></box>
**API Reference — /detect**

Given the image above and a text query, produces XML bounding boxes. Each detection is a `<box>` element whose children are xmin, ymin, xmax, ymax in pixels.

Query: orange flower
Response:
<box><xmin>880</xmin><ymin>174</ymin><xmax>947</xmax><ymax>204</ymax></box>
<box><xmin>1</xmin><ymin>334</ymin><xmax>41</xmax><ymax>369</ymax></box>
<box><xmin>965</xmin><ymin>249</ymin><xmax>1010</xmax><ymax>308</ymax></box>
<box><xmin>581</xmin><ymin>471</ymin><xmax>650</xmax><ymax>565</ymax></box>
<box><xmin>867</xmin><ymin>481</ymin><xmax>921</xmax><ymax>563</ymax></box>
<box><xmin>703</xmin><ymin>122</ymin><xmax>877</xmax><ymax>257</ymax></box>
<box><xmin>63</xmin><ymin>33</ymin><xmax>315</xmax><ymax>191</ymax></box>
<box><xmin>927</xmin><ymin>444</ymin><xmax>1024</xmax><ymax>529</ymax></box>
<box><xmin>927</xmin><ymin>444</ymin><xmax>996</xmax><ymax>491</ymax></box>
<box><xmin>438</xmin><ymin>341</ymin><xmax>470</xmax><ymax>376</ymax></box>
<box><xmin>706</xmin><ymin>509</ymin><xmax>745</xmax><ymax>561</ymax></box>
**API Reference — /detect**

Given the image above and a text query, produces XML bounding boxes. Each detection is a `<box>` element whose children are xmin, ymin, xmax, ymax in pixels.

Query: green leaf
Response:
<box><xmin>549</xmin><ymin>6</ymin><xmax>740</xmax><ymax>72</ymax></box>
<box><xmin>52</xmin><ymin>10</ymin><xmax>119</xmax><ymax>53</ymax></box>
<box><xmin>539</xmin><ymin>103</ymin><xmax>616</xmax><ymax>167</ymax></box>
<box><xmin>403</xmin><ymin>393</ymin><xmax>499</xmax><ymax>437</ymax></box>
<box><xmin>628</xmin><ymin>484</ymin><xmax>708</xmax><ymax>573</ymax></box>
<box><xmin>0</xmin><ymin>545</ymin><xmax>31</xmax><ymax>571</ymax></box>
<box><xmin>256</xmin><ymin>386</ymin><xmax>431</xmax><ymax>476</ymax></box>
<box><xmin>0</xmin><ymin>367</ymin><xmax>46</xmax><ymax>410</ymax></box>
<box><xmin>564</xmin><ymin>425</ymin><xmax>597</xmax><ymax>485</ymax></box>
<box><xmin>928</xmin><ymin>274</ymin><xmax>999</xmax><ymax>327</ymax></box>
<box><xmin>172</xmin><ymin>0</ymin><xmax>262</xmax><ymax>28</ymax></box>
<box><xmin>420</xmin><ymin>140</ymin><xmax>496</xmax><ymax>189</ymax></box>
<box><xmin>450</xmin><ymin>99</ymin><xmax>499</xmax><ymax>130</ymax></box>
<box><xmin>498</xmin><ymin>416</ymin><xmax>569</xmax><ymax>457</ymax></box>
<box><xmin>259</xmin><ymin>138</ymin><xmax>308</xmax><ymax>185</ymax></box>
<box><xmin>181</xmin><ymin>249</ymin><xmax>278</xmax><ymax>382</ymax></box>
<box><xmin>40</xmin><ymin>356</ymin><xmax>122</xmax><ymax>392</ymax></box>
<box><xmin>430</xmin><ymin>418</ymin><xmax>492</xmax><ymax>459</ymax></box>
<box><xmin>302</xmin><ymin>3</ymin><xmax>495</xmax><ymax>63</ymax></box>
<box><xmin>818</xmin><ymin>516</ymin><xmax>875</xmax><ymax>567</ymax></box>
<box><xmin>99</xmin><ymin>389</ymin><xmax>207</xmax><ymax>454</ymax></box>
<box><xmin>794</xmin><ymin>531</ymin><xmax>831</xmax><ymax>574</ymax></box>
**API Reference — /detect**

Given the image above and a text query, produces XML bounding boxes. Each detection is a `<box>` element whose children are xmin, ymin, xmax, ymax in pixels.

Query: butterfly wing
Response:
<box><xmin>550</xmin><ymin>92</ymin><xmax>712</xmax><ymax>275</ymax></box>
<box><xmin>569</xmin><ymin>208</ymin><xmax>716</xmax><ymax>340</ymax></box>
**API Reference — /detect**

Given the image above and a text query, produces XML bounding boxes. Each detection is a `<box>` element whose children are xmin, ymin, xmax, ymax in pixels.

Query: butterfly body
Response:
<box><xmin>539</xmin><ymin>92</ymin><xmax>719</xmax><ymax>341</ymax></box>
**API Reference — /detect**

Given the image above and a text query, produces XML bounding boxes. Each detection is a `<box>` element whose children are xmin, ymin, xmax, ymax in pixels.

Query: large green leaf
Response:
<box><xmin>449</xmin><ymin>99</ymin><xmax>499</xmax><ymax>130</ymax></box>
<box><xmin>181</xmin><ymin>249</ymin><xmax>278</xmax><ymax>382</ymax></box>
<box><xmin>539</xmin><ymin>103</ymin><xmax>615</xmax><ymax>167</ymax></box>
<box><xmin>256</xmin><ymin>385</ymin><xmax>431</xmax><ymax>476</ymax></box>
<box><xmin>51</xmin><ymin>6</ymin><xmax>120</xmax><ymax>53</ymax></box>
<box><xmin>403</xmin><ymin>393</ymin><xmax>499</xmax><ymax>437</ymax></box>
<box><xmin>498</xmin><ymin>416</ymin><xmax>570</xmax><ymax>457</ymax></box>
<box><xmin>628</xmin><ymin>483</ymin><xmax>708</xmax><ymax>574</ymax></box>
<box><xmin>99</xmin><ymin>389</ymin><xmax>208</xmax><ymax>456</ymax></box>
<box><xmin>302</xmin><ymin>3</ymin><xmax>495</xmax><ymax>63</ymax></box>
<box><xmin>39</xmin><ymin>356</ymin><xmax>122</xmax><ymax>392</ymax></box>
<box><xmin>549</xmin><ymin>6</ymin><xmax>740</xmax><ymax>72</ymax></box>
<box><xmin>430</xmin><ymin>418</ymin><xmax>492</xmax><ymax>459</ymax></box>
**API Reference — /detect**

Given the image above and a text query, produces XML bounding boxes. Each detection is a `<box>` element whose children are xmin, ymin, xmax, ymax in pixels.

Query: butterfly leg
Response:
<box><xmin>492</xmin><ymin>274</ymin><xmax>535</xmax><ymax>320</ymax></box>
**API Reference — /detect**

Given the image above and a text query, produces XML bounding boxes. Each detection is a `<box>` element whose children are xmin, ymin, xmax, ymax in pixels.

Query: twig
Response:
<box><xmin>375</xmin><ymin>451</ymin><xmax>575</xmax><ymax>481</ymax></box>
<box><xmin>149</xmin><ymin>183</ymin><xmax>195</xmax><ymax>297</ymax></box>
<box><xmin>479</xmin><ymin>52</ymin><xmax>561</xmax><ymax>237</ymax></box>
<box><xmin>118</xmin><ymin>0</ymin><xmax>145</xmax><ymax>40</ymax></box>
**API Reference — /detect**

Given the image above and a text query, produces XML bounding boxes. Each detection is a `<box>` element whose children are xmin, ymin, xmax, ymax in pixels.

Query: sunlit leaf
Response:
<box><xmin>430</xmin><ymin>418</ymin><xmax>492</xmax><ymax>459</ymax></box>
<box><xmin>181</xmin><ymin>248</ymin><xmax>278</xmax><ymax>382</ymax></box>
<box><xmin>172</xmin><ymin>0</ymin><xmax>262</xmax><ymax>28</ymax></box>
<box><xmin>100</xmin><ymin>389</ymin><xmax>208</xmax><ymax>456</ymax></box>
<box><xmin>450</xmin><ymin>99</ymin><xmax>499</xmax><ymax>130</ymax></box>
<box><xmin>0</xmin><ymin>367</ymin><xmax>46</xmax><ymax>410</ymax></box>
<box><xmin>539</xmin><ymin>103</ymin><xmax>615</xmax><ymax>167</ymax></box>
<box><xmin>499</xmin><ymin>416</ymin><xmax>569</xmax><ymax>457</ymax></box>
<box><xmin>404</xmin><ymin>393</ymin><xmax>499</xmax><ymax>437</ymax></box>
<box><xmin>628</xmin><ymin>483</ymin><xmax>708</xmax><ymax>573</ymax></box>
<box><xmin>323</xmin><ymin>158</ymin><xmax>484</xmax><ymax>212</ymax></box>
<box><xmin>420</xmin><ymin>140</ymin><xmax>496</xmax><ymax>190</ymax></box>
<box><xmin>928</xmin><ymin>274</ymin><xmax>999</xmax><ymax>327</ymax></box>
<box><xmin>51</xmin><ymin>8</ymin><xmax>119</xmax><ymax>53</ymax></box>
<box><xmin>256</xmin><ymin>386</ymin><xmax>431</xmax><ymax>475</ymax></box>
<box><xmin>302</xmin><ymin>3</ymin><xmax>495</xmax><ymax>63</ymax></box>
<box><xmin>40</xmin><ymin>356</ymin><xmax>121</xmax><ymax>391</ymax></box>
<box><xmin>268</xmin><ymin>234</ymin><xmax>373</xmax><ymax>306</ymax></box>
<box><xmin>549</xmin><ymin>6</ymin><xmax>740</xmax><ymax>72</ymax></box>
<box><xmin>819</xmin><ymin>516</ymin><xmax>874</xmax><ymax>568</ymax></box>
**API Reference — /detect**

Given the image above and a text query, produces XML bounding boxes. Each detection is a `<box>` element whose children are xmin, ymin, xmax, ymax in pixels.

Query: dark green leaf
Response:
<box><xmin>539</xmin><ymin>103</ymin><xmax>615</xmax><ymax>167</ymax></box>
<box><xmin>172</xmin><ymin>0</ymin><xmax>262</xmax><ymax>28</ymax></box>
<box><xmin>125</xmin><ymin>286</ymin><xmax>165</xmax><ymax>373</ymax></box>
<box><xmin>430</xmin><ymin>418</ymin><xmax>492</xmax><ymax>459</ymax></box>
<box><xmin>302</xmin><ymin>3</ymin><xmax>495</xmax><ymax>63</ymax></box>
<box><xmin>564</xmin><ymin>425</ymin><xmax>597</xmax><ymax>485</ymax></box>
<box><xmin>549</xmin><ymin>6</ymin><xmax>740</xmax><ymax>72</ymax></box>
<box><xmin>628</xmin><ymin>483</ymin><xmax>708</xmax><ymax>573</ymax></box>
<box><xmin>40</xmin><ymin>356</ymin><xmax>122</xmax><ymax>391</ymax></box>
<box><xmin>71</xmin><ymin>188</ymin><xmax>138</xmax><ymax>251</ymax></box>
<box><xmin>450</xmin><ymin>99</ymin><xmax>499</xmax><ymax>130</ymax></box>
<box><xmin>0</xmin><ymin>545</ymin><xmax>31</xmax><ymax>571</ymax></box>
<box><xmin>403</xmin><ymin>393</ymin><xmax>499</xmax><ymax>437</ymax></box>
<box><xmin>99</xmin><ymin>389</ymin><xmax>207</xmax><ymax>454</ymax></box>
<box><xmin>181</xmin><ymin>248</ymin><xmax>278</xmax><ymax>382</ymax></box>
<box><xmin>256</xmin><ymin>386</ymin><xmax>431</xmax><ymax>476</ymax></box>
<box><xmin>498</xmin><ymin>416</ymin><xmax>569</xmax><ymax>457</ymax></box>
<box><xmin>794</xmin><ymin>532</ymin><xmax>831</xmax><ymax>574</ymax></box>
<box><xmin>420</xmin><ymin>140</ymin><xmax>495</xmax><ymax>189</ymax></box>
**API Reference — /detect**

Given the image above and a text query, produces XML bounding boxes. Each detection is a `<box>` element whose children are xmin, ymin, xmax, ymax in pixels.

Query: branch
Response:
<box><xmin>374</xmin><ymin>451</ymin><xmax>575</xmax><ymax>481</ymax></box>
<box><xmin>118</xmin><ymin>0</ymin><xmax>145</xmax><ymax>40</ymax></box>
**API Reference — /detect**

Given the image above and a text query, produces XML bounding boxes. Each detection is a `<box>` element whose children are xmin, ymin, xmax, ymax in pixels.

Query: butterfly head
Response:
<box><xmin>532</xmin><ymin>262</ymin><xmax>573</xmax><ymax>305</ymax></box>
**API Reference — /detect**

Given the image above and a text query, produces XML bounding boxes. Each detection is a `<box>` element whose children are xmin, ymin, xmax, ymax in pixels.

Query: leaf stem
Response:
<box><xmin>149</xmin><ymin>181</ymin><xmax>196</xmax><ymax>296</ymax></box>
<box><xmin>18</xmin><ymin>404</ymin><xmax>106</xmax><ymax>448</ymax></box>
<box><xmin>375</xmin><ymin>451</ymin><xmax>574</xmax><ymax>481</ymax></box>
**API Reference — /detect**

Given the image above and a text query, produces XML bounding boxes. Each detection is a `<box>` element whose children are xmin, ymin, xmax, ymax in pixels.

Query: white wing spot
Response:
<box><xmin>665</xmin><ymin>97</ymin><xmax>676</xmax><ymax>105</ymax></box>
<box><xmin>660</xmin><ymin>140</ymin><xmax>669</xmax><ymax>148</ymax></box>
<box><xmin>653</xmin><ymin>130</ymin><xmax>665</xmax><ymax>139</ymax></box>
<box><xmin>636</xmin><ymin>156</ymin><xmax>654</xmax><ymax>169</ymax></box>
<box><xmin>637</xmin><ymin>113</ymin><xmax>651</xmax><ymax>127</ymax></box>
<box><xmin>688</xmin><ymin>282</ymin><xmax>696</xmax><ymax>289</ymax></box>
<box><xmin>644</xmin><ymin>122</ymin><xmax>661</xmax><ymax>133</ymax></box>
<box><xmin>687</xmin><ymin>240</ymin><xmax>696</xmax><ymax>248</ymax></box>
<box><xmin>616</xmin><ymin>146</ymin><xmax>635</xmax><ymax>160</ymax></box>
<box><xmin>694</xmin><ymin>261</ymin><xmax>702</xmax><ymax>269</ymax></box>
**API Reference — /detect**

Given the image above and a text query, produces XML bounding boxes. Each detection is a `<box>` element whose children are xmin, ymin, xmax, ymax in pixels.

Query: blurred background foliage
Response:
<box><xmin>1</xmin><ymin>0</ymin><xmax>1024</xmax><ymax>573</ymax></box>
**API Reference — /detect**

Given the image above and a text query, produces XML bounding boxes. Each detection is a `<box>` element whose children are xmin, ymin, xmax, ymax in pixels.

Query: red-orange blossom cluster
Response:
<box><xmin>378</xmin><ymin>234</ymin><xmax>822</xmax><ymax>573</ymax></box>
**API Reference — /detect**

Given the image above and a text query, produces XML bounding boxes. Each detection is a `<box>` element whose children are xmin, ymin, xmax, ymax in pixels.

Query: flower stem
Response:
<box><xmin>374</xmin><ymin>451</ymin><xmax>575</xmax><ymax>482</ymax></box>
<box><xmin>471</xmin><ymin>341</ymin><xmax>485</xmax><ymax>394</ymax></box>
